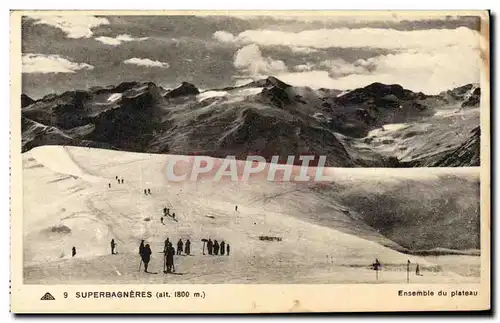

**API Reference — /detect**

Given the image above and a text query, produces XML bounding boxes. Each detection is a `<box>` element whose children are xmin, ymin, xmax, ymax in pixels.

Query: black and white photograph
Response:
<box><xmin>16</xmin><ymin>12</ymin><xmax>486</xmax><ymax>289</ymax></box>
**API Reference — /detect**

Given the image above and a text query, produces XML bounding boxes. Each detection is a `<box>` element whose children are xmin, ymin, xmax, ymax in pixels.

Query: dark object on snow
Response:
<box><xmin>148</xmin><ymin>188</ymin><xmax>151</xmax><ymax>194</ymax></box>
<box><xmin>144</xmin><ymin>189</ymin><xmax>147</xmax><ymax>195</ymax></box>
<box><xmin>108</xmin><ymin>183</ymin><xmax>111</xmax><ymax>188</ymax></box>
<box><xmin>416</xmin><ymin>264</ymin><xmax>420</xmax><ymax>276</ymax></box>
<box><xmin>213</xmin><ymin>240</ymin><xmax>220</xmax><ymax>255</ymax></box>
<box><xmin>72</xmin><ymin>247</ymin><xmax>76</xmax><ymax>257</ymax></box>
<box><xmin>259</xmin><ymin>235</ymin><xmax>283</xmax><ymax>242</ymax></box>
<box><xmin>165</xmin><ymin>243</ymin><xmax>175</xmax><ymax>273</ymax></box>
<box><xmin>201</xmin><ymin>238</ymin><xmax>208</xmax><ymax>255</ymax></box>
<box><xmin>185</xmin><ymin>239</ymin><xmax>191</xmax><ymax>255</ymax></box>
<box><xmin>111</xmin><ymin>239</ymin><xmax>116</xmax><ymax>254</ymax></box>
<box><xmin>115</xmin><ymin>176</ymin><xmax>118</xmax><ymax>180</ymax></box>
<box><xmin>141</xmin><ymin>244</ymin><xmax>152</xmax><ymax>272</ymax></box>
<box><xmin>207</xmin><ymin>239</ymin><xmax>213</xmax><ymax>255</ymax></box>
<box><xmin>226</xmin><ymin>244</ymin><xmax>230</xmax><ymax>256</ymax></box>
<box><xmin>139</xmin><ymin>240</ymin><xmax>145</xmax><ymax>255</ymax></box>
<box><xmin>177</xmin><ymin>239</ymin><xmax>184</xmax><ymax>255</ymax></box>
<box><xmin>220</xmin><ymin>241</ymin><xmax>225</xmax><ymax>255</ymax></box>
<box><xmin>235</xmin><ymin>205</ymin><xmax>238</xmax><ymax>212</ymax></box>
<box><xmin>120</xmin><ymin>179</ymin><xmax>124</xmax><ymax>184</ymax></box>
<box><xmin>172</xmin><ymin>213</ymin><xmax>176</xmax><ymax>221</ymax></box>
<box><xmin>163</xmin><ymin>207</ymin><xmax>167</xmax><ymax>215</ymax></box>
<box><xmin>161</xmin><ymin>217</ymin><xmax>164</xmax><ymax>224</ymax></box>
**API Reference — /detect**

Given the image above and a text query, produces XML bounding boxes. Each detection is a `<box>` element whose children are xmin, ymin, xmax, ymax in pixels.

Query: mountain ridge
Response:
<box><xmin>21</xmin><ymin>76</ymin><xmax>481</xmax><ymax>167</ymax></box>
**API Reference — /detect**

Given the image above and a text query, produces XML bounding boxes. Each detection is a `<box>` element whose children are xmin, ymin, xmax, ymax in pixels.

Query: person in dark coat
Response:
<box><xmin>72</xmin><ymin>247</ymin><xmax>76</xmax><ymax>257</ymax></box>
<box><xmin>111</xmin><ymin>239</ymin><xmax>116</xmax><ymax>254</ymax></box>
<box><xmin>235</xmin><ymin>205</ymin><xmax>238</xmax><ymax>212</ymax></box>
<box><xmin>144</xmin><ymin>189</ymin><xmax>147</xmax><ymax>195</ymax></box>
<box><xmin>148</xmin><ymin>188</ymin><xmax>151</xmax><ymax>195</ymax></box>
<box><xmin>139</xmin><ymin>240</ymin><xmax>145</xmax><ymax>255</ymax></box>
<box><xmin>141</xmin><ymin>244</ymin><xmax>152</xmax><ymax>273</ymax></box>
<box><xmin>120</xmin><ymin>179</ymin><xmax>124</xmax><ymax>184</ymax></box>
<box><xmin>166</xmin><ymin>242</ymin><xmax>175</xmax><ymax>273</ymax></box>
<box><xmin>115</xmin><ymin>176</ymin><xmax>118</xmax><ymax>181</ymax></box>
<box><xmin>172</xmin><ymin>213</ymin><xmax>176</xmax><ymax>221</ymax></box>
<box><xmin>108</xmin><ymin>183</ymin><xmax>111</xmax><ymax>188</ymax></box>
<box><xmin>163</xmin><ymin>207</ymin><xmax>167</xmax><ymax>215</ymax></box>
<box><xmin>185</xmin><ymin>239</ymin><xmax>191</xmax><ymax>255</ymax></box>
<box><xmin>177</xmin><ymin>239</ymin><xmax>184</xmax><ymax>255</ymax></box>
<box><xmin>207</xmin><ymin>239</ymin><xmax>213</xmax><ymax>255</ymax></box>
<box><xmin>226</xmin><ymin>244</ymin><xmax>230</xmax><ymax>256</ymax></box>
<box><xmin>220</xmin><ymin>240</ymin><xmax>225</xmax><ymax>255</ymax></box>
<box><xmin>213</xmin><ymin>240</ymin><xmax>220</xmax><ymax>255</ymax></box>
<box><xmin>161</xmin><ymin>217</ymin><xmax>164</xmax><ymax>224</ymax></box>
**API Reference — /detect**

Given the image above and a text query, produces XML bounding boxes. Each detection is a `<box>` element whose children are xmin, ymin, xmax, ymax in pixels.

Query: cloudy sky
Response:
<box><xmin>21</xmin><ymin>13</ymin><xmax>482</xmax><ymax>99</ymax></box>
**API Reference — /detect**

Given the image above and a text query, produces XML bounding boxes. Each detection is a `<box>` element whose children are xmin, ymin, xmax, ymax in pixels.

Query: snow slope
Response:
<box><xmin>22</xmin><ymin>146</ymin><xmax>480</xmax><ymax>284</ymax></box>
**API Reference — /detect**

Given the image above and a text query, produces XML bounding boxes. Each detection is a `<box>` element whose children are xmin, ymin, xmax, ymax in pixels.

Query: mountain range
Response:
<box><xmin>21</xmin><ymin>77</ymin><xmax>481</xmax><ymax>167</ymax></box>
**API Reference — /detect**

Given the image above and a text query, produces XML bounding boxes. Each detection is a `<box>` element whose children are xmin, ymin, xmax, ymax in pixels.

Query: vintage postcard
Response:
<box><xmin>10</xmin><ymin>10</ymin><xmax>490</xmax><ymax>313</ymax></box>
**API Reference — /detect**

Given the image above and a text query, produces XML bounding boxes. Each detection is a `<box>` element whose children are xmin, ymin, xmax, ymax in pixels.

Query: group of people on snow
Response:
<box><xmin>161</xmin><ymin>207</ymin><xmax>177</xmax><ymax>224</ymax></box>
<box><xmin>144</xmin><ymin>188</ymin><xmax>152</xmax><ymax>195</ymax></box>
<box><xmin>204</xmin><ymin>239</ymin><xmax>230</xmax><ymax>256</ymax></box>
<box><xmin>108</xmin><ymin>176</ymin><xmax>125</xmax><ymax>188</ymax></box>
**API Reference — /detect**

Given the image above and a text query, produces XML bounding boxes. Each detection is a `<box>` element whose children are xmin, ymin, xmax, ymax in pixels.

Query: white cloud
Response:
<box><xmin>22</xmin><ymin>53</ymin><xmax>94</xmax><ymax>74</ymax></box>
<box><xmin>233</xmin><ymin>44</ymin><xmax>287</xmax><ymax>78</ymax></box>
<box><xmin>293</xmin><ymin>63</ymin><xmax>315</xmax><ymax>72</ymax></box>
<box><xmin>213</xmin><ymin>27</ymin><xmax>479</xmax><ymax>51</ymax></box>
<box><xmin>213</xmin><ymin>30</ymin><xmax>237</xmax><ymax>43</ymax></box>
<box><xmin>27</xmin><ymin>15</ymin><xmax>109</xmax><ymax>38</ymax></box>
<box><xmin>215</xmin><ymin>26</ymin><xmax>480</xmax><ymax>93</ymax></box>
<box><xmin>95</xmin><ymin>34</ymin><xmax>149</xmax><ymax>46</ymax></box>
<box><xmin>276</xmin><ymin>46</ymin><xmax>480</xmax><ymax>94</ymax></box>
<box><xmin>123</xmin><ymin>58</ymin><xmax>170</xmax><ymax>68</ymax></box>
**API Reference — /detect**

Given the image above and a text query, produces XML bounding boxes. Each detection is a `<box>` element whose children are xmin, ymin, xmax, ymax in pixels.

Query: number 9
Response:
<box><xmin>64</xmin><ymin>292</ymin><xmax>68</xmax><ymax>298</ymax></box>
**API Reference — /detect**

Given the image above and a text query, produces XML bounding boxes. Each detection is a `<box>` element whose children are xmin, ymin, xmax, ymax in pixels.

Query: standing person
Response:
<box><xmin>163</xmin><ymin>207</ymin><xmax>167</xmax><ymax>215</ymax></box>
<box><xmin>235</xmin><ymin>205</ymin><xmax>238</xmax><ymax>212</ymax></box>
<box><xmin>226</xmin><ymin>244</ymin><xmax>230</xmax><ymax>256</ymax></box>
<box><xmin>139</xmin><ymin>240</ymin><xmax>145</xmax><ymax>255</ymax></box>
<box><xmin>220</xmin><ymin>240</ymin><xmax>225</xmax><ymax>255</ymax></box>
<box><xmin>110</xmin><ymin>239</ymin><xmax>116</xmax><ymax>254</ymax></box>
<box><xmin>166</xmin><ymin>243</ymin><xmax>175</xmax><ymax>273</ymax></box>
<box><xmin>207</xmin><ymin>239</ymin><xmax>213</xmax><ymax>255</ymax></box>
<box><xmin>72</xmin><ymin>247</ymin><xmax>76</xmax><ymax>257</ymax></box>
<box><xmin>144</xmin><ymin>189</ymin><xmax>147</xmax><ymax>195</ymax></box>
<box><xmin>115</xmin><ymin>176</ymin><xmax>118</xmax><ymax>181</ymax></box>
<box><xmin>166</xmin><ymin>208</ymin><xmax>170</xmax><ymax>216</ymax></box>
<box><xmin>148</xmin><ymin>188</ymin><xmax>151</xmax><ymax>195</ymax></box>
<box><xmin>185</xmin><ymin>239</ymin><xmax>191</xmax><ymax>255</ymax></box>
<box><xmin>108</xmin><ymin>183</ymin><xmax>111</xmax><ymax>188</ymax></box>
<box><xmin>213</xmin><ymin>240</ymin><xmax>219</xmax><ymax>255</ymax></box>
<box><xmin>141</xmin><ymin>244</ymin><xmax>152</xmax><ymax>273</ymax></box>
<box><xmin>121</xmin><ymin>179</ymin><xmax>124</xmax><ymax>184</ymax></box>
<box><xmin>138</xmin><ymin>240</ymin><xmax>145</xmax><ymax>270</ymax></box>
<box><xmin>172</xmin><ymin>213</ymin><xmax>176</xmax><ymax>221</ymax></box>
<box><xmin>416</xmin><ymin>264</ymin><xmax>420</xmax><ymax>276</ymax></box>
<box><xmin>161</xmin><ymin>216</ymin><xmax>164</xmax><ymax>225</ymax></box>
<box><xmin>177</xmin><ymin>239</ymin><xmax>184</xmax><ymax>255</ymax></box>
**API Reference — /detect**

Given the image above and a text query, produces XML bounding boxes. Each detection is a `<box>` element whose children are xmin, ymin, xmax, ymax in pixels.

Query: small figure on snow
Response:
<box><xmin>111</xmin><ymin>239</ymin><xmax>116</xmax><ymax>254</ymax></box>
<box><xmin>220</xmin><ymin>240</ymin><xmax>225</xmax><ymax>255</ymax></box>
<box><xmin>177</xmin><ymin>239</ymin><xmax>184</xmax><ymax>255</ymax></box>
<box><xmin>72</xmin><ymin>246</ymin><xmax>76</xmax><ymax>257</ymax></box>
<box><xmin>185</xmin><ymin>239</ymin><xmax>191</xmax><ymax>255</ymax></box>
<box><xmin>140</xmin><ymin>244</ymin><xmax>152</xmax><ymax>273</ymax></box>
